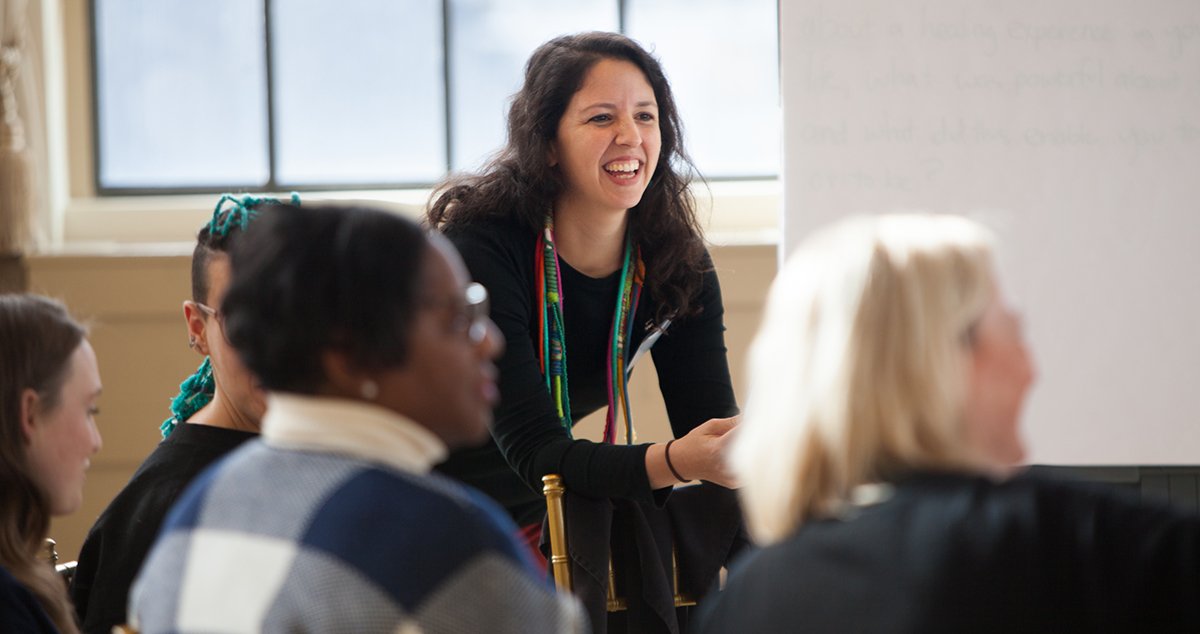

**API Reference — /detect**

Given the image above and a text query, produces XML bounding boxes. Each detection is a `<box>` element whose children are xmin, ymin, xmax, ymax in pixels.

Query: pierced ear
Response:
<box><xmin>19</xmin><ymin>388</ymin><xmax>40</xmax><ymax>442</ymax></box>
<box><xmin>182</xmin><ymin>301</ymin><xmax>211</xmax><ymax>356</ymax></box>
<box><xmin>320</xmin><ymin>349</ymin><xmax>362</xmax><ymax>398</ymax></box>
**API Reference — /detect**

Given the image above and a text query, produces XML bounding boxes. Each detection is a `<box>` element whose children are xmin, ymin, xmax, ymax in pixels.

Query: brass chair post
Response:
<box><xmin>42</xmin><ymin>538</ymin><xmax>58</xmax><ymax>565</ymax></box>
<box><xmin>542</xmin><ymin>474</ymin><xmax>573</xmax><ymax>594</ymax></box>
<box><xmin>671</xmin><ymin>544</ymin><xmax>696</xmax><ymax>607</ymax></box>
<box><xmin>606</xmin><ymin>559</ymin><xmax>627</xmax><ymax>612</ymax></box>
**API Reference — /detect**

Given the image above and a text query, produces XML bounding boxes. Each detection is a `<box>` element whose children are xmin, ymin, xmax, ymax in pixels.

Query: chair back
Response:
<box><xmin>42</xmin><ymin>538</ymin><xmax>78</xmax><ymax>585</ymax></box>
<box><xmin>541</xmin><ymin>474</ymin><xmax>695</xmax><ymax>612</ymax></box>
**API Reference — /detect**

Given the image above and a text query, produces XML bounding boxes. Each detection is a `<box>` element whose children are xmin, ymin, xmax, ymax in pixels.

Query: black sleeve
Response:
<box><xmin>449</xmin><ymin>223</ymin><xmax>658</xmax><ymax>504</ymax></box>
<box><xmin>651</xmin><ymin>253</ymin><xmax>740</xmax><ymax>439</ymax></box>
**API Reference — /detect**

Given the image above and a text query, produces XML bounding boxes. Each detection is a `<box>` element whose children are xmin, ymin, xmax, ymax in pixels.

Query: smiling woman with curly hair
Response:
<box><xmin>427</xmin><ymin>32</ymin><xmax>741</xmax><ymax>565</ymax></box>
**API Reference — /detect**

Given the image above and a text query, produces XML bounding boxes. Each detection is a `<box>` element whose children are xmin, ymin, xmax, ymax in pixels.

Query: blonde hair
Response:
<box><xmin>733</xmin><ymin>214</ymin><xmax>997</xmax><ymax>545</ymax></box>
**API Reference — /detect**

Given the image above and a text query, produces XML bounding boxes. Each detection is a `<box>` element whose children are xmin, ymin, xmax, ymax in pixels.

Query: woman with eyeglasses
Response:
<box><xmin>0</xmin><ymin>294</ymin><xmax>101</xmax><ymax>634</ymax></box>
<box><xmin>70</xmin><ymin>194</ymin><xmax>293</xmax><ymax>634</ymax></box>
<box><xmin>696</xmin><ymin>214</ymin><xmax>1200</xmax><ymax>633</ymax></box>
<box><xmin>128</xmin><ymin>202</ymin><xmax>587</xmax><ymax>633</ymax></box>
<box><xmin>427</xmin><ymin>31</ymin><xmax>740</xmax><ymax>575</ymax></box>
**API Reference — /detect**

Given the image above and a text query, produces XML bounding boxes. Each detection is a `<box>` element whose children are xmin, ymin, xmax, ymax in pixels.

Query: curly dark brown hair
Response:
<box><xmin>426</xmin><ymin>31</ymin><xmax>709</xmax><ymax>319</ymax></box>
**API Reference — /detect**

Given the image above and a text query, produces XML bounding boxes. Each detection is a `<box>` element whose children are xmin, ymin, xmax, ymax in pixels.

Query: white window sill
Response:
<box><xmin>46</xmin><ymin>180</ymin><xmax>779</xmax><ymax>254</ymax></box>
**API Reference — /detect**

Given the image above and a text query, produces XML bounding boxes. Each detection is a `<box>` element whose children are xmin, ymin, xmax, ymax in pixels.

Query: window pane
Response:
<box><xmin>628</xmin><ymin>0</ymin><xmax>780</xmax><ymax>178</ymax></box>
<box><xmin>94</xmin><ymin>0</ymin><xmax>268</xmax><ymax>189</ymax></box>
<box><xmin>449</xmin><ymin>0</ymin><xmax>617</xmax><ymax>171</ymax></box>
<box><xmin>271</xmin><ymin>0</ymin><xmax>444</xmax><ymax>185</ymax></box>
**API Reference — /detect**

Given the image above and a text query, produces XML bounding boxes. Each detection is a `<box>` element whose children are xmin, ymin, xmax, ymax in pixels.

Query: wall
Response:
<box><xmin>28</xmin><ymin>241</ymin><xmax>778</xmax><ymax>561</ymax></box>
<box><xmin>28</xmin><ymin>249</ymin><xmax>197</xmax><ymax>560</ymax></box>
<box><xmin>780</xmin><ymin>0</ymin><xmax>1200</xmax><ymax>464</ymax></box>
<box><xmin>0</xmin><ymin>255</ymin><xmax>26</xmax><ymax>292</ymax></box>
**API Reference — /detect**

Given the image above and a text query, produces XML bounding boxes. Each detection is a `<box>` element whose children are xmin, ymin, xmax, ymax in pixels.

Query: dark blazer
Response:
<box><xmin>697</xmin><ymin>471</ymin><xmax>1200</xmax><ymax>634</ymax></box>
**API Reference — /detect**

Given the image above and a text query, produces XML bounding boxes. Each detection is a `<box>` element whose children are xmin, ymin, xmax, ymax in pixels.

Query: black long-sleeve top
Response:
<box><xmin>436</xmin><ymin>217</ymin><xmax>738</xmax><ymax>525</ymax></box>
<box><xmin>697</xmin><ymin>471</ymin><xmax>1200</xmax><ymax>633</ymax></box>
<box><xmin>70</xmin><ymin>422</ymin><xmax>257</xmax><ymax>633</ymax></box>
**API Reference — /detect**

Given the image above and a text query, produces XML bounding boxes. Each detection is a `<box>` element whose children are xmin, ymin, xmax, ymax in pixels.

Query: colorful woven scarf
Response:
<box><xmin>535</xmin><ymin>214</ymin><xmax>645</xmax><ymax>444</ymax></box>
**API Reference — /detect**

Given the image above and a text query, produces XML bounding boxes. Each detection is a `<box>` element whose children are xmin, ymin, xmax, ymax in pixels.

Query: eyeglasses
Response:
<box><xmin>193</xmin><ymin>301</ymin><xmax>230</xmax><ymax>343</ymax></box>
<box><xmin>194</xmin><ymin>302</ymin><xmax>219</xmax><ymax>319</ymax></box>
<box><xmin>425</xmin><ymin>282</ymin><xmax>491</xmax><ymax>344</ymax></box>
<box><xmin>194</xmin><ymin>302</ymin><xmax>225</xmax><ymax>329</ymax></box>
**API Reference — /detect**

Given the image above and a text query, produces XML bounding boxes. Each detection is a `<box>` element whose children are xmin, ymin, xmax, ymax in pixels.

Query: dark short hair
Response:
<box><xmin>191</xmin><ymin>224</ymin><xmax>234</xmax><ymax>304</ymax></box>
<box><xmin>192</xmin><ymin>194</ymin><xmax>297</xmax><ymax>303</ymax></box>
<box><xmin>221</xmin><ymin>203</ymin><xmax>430</xmax><ymax>394</ymax></box>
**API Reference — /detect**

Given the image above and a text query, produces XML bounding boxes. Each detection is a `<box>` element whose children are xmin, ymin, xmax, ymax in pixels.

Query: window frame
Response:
<box><xmin>51</xmin><ymin>0</ymin><xmax>779</xmax><ymax>246</ymax></box>
<box><xmin>87</xmin><ymin>0</ymin><xmax>780</xmax><ymax>196</ymax></box>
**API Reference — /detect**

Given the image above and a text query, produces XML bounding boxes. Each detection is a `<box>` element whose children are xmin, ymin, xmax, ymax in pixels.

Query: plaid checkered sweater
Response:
<box><xmin>129</xmin><ymin>395</ymin><xmax>585</xmax><ymax>633</ymax></box>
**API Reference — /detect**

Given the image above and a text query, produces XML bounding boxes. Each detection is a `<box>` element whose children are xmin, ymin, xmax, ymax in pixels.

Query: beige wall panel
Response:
<box><xmin>29</xmin><ymin>254</ymin><xmax>196</xmax><ymax>560</ymax></box>
<box><xmin>711</xmin><ymin>243</ymin><xmax>777</xmax><ymax>309</ymax></box>
<box><xmin>29</xmin><ymin>255</ymin><xmax>191</xmax><ymax>316</ymax></box>
<box><xmin>86</xmin><ymin>320</ymin><xmax>196</xmax><ymax>463</ymax></box>
<box><xmin>712</xmin><ymin>243</ymin><xmax>776</xmax><ymax>398</ymax></box>
<box><xmin>0</xmin><ymin>255</ymin><xmax>27</xmax><ymax>292</ymax></box>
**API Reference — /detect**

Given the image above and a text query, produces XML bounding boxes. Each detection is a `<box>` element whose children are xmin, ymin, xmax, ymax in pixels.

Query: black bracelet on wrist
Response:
<box><xmin>664</xmin><ymin>439</ymin><xmax>687</xmax><ymax>483</ymax></box>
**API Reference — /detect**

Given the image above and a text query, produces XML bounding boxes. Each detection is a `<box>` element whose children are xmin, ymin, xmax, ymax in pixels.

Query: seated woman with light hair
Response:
<box><xmin>697</xmin><ymin>214</ymin><xmax>1200</xmax><ymax>633</ymax></box>
<box><xmin>0</xmin><ymin>294</ymin><xmax>102</xmax><ymax>634</ymax></box>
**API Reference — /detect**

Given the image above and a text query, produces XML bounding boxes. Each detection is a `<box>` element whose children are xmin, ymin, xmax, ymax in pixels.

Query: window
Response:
<box><xmin>626</xmin><ymin>0</ymin><xmax>780</xmax><ymax>178</ymax></box>
<box><xmin>94</xmin><ymin>0</ymin><xmax>270</xmax><ymax>189</ymax></box>
<box><xmin>91</xmin><ymin>0</ymin><xmax>779</xmax><ymax>193</ymax></box>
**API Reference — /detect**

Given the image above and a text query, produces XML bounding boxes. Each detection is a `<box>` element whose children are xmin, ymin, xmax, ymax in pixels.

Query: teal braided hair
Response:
<box><xmin>160</xmin><ymin>192</ymin><xmax>301</xmax><ymax>438</ymax></box>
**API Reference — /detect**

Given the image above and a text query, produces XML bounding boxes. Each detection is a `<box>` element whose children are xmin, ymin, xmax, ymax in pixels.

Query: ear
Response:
<box><xmin>182</xmin><ymin>301</ymin><xmax>211</xmax><ymax>356</ymax></box>
<box><xmin>19</xmin><ymin>387</ymin><xmax>41</xmax><ymax>443</ymax></box>
<box><xmin>547</xmin><ymin>143</ymin><xmax>558</xmax><ymax>168</ymax></box>
<box><xmin>319</xmin><ymin>348</ymin><xmax>365</xmax><ymax>399</ymax></box>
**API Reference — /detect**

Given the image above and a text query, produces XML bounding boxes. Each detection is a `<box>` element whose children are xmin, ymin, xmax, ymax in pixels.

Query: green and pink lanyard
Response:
<box><xmin>535</xmin><ymin>214</ymin><xmax>644</xmax><ymax>445</ymax></box>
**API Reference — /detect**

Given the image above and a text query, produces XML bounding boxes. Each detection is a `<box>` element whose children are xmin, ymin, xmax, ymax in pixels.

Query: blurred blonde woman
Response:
<box><xmin>697</xmin><ymin>214</ymin><xmax>1200</xmax><ymax>633</ymax></box>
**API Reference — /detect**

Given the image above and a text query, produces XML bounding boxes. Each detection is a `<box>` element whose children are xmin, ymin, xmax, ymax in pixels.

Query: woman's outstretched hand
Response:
<box><xmin>646</xmin><ymin>416</ymin><xmax>740</xmax><ymax>489</ymax></box>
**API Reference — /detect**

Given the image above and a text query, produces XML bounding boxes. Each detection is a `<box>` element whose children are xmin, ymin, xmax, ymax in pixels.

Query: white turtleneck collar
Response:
<box><xmin>261</xmin><ymin>393</ymin><xmax>447</xmax><ymax>475</ymax></box>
